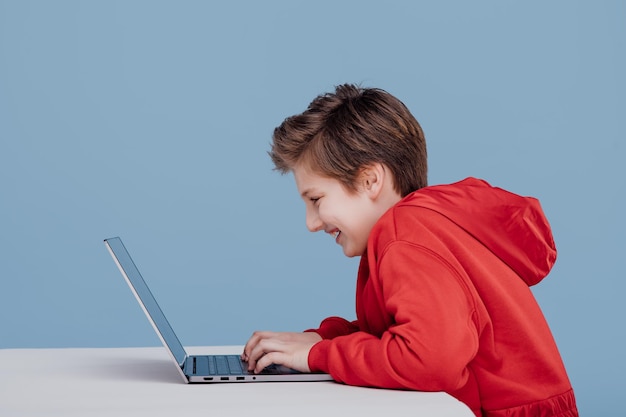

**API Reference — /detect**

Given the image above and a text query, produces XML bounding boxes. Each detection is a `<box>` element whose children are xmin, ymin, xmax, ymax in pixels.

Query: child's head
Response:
<box><xmin>269</xmin><ymin>84</ymin><xmax>428</xmax><ymax>196</ymax></box>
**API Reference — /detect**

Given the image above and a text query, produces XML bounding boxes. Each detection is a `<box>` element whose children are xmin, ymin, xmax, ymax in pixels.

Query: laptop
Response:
<box><xmin>104</xmin><ymin>236</ymin><xmax>332</xmax><ymax>384</ymax></box>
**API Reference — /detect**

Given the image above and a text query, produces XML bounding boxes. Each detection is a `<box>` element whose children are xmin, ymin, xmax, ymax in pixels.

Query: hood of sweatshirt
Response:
<box><xmin>404</xmin><ymin>177</ymin><xmax>556</xmax><ymax>286</ymax></box>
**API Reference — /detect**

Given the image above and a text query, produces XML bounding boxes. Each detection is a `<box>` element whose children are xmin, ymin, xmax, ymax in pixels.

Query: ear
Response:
<box><xmin>359</xmin><ymin>163</ymin><xmax>386</xmax><ymax>200</ymax></box>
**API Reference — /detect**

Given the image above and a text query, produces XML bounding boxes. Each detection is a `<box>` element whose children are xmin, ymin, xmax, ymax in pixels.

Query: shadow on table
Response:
<box><xmin>93</xmin><ymin>356</ymin><xmax>183</xmax><ymax>384</ymax></box>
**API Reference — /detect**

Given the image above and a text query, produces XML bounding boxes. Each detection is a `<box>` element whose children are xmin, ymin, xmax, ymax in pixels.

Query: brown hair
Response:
<box><xmin>269</xmin><ymin>84</ymin><xmax>427</xmax><ymax>196</ymax></box>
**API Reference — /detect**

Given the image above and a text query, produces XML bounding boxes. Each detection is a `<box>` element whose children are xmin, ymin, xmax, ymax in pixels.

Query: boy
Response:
<box><xmin>242</xmin><ymin>84</ymin><xmax>578</xmax><ymax>417</ymax></box>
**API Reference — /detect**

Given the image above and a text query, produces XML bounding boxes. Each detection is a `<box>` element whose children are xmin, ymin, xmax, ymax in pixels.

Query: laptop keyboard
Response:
<box><xmin>191</xmin><ymin>354</ymin><xmax>281</xmax><ymax>376</ymax></box>
<box><xmin>209</xmin><ymin>355</ymin><xmax>245</xmax><ymax>375</ymax></box>
<box><xmin>196</xmin><ymin>355</ymin><xmax>241</xmax><ymax>375</ymax></box>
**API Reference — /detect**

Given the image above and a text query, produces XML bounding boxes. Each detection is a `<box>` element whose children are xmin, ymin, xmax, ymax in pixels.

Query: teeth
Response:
<box><xmin>332</xmin><ymin>231</ymin><xmax>340</xmax><ymax>238</ymax></box>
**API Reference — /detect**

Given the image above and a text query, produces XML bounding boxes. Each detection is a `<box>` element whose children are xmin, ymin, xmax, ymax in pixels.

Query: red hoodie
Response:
<box><xmin>307</xmin><ymin>178</ymin><xmax>578</xmax><ymax>417</ymax></box>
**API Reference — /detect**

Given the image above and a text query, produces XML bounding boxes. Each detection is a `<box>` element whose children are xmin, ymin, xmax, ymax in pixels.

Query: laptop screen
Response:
<box><xmin>105</xmin><ymin>237</ymin><xmax>187</xmax><ymax>367</ymax></box>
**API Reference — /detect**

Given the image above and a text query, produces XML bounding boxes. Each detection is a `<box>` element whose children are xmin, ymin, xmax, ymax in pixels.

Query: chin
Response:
<box><xmin>342</xmin><ymin>245</ymin><xmax>364</xmax><ymax>258</ymax></box>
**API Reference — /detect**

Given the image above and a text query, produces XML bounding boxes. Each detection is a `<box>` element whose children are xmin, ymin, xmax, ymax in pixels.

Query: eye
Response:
<box><xmin>309</xmin><ymin>197</ymin><xmax>321</xmax><ymax>205</ymax></box>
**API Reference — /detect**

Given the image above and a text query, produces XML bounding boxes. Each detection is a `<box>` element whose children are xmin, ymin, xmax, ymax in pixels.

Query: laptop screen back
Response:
<box><xmin>105</xmin><ymin>237</ymin><xmax>187</xmax><ymax>367</ymax></box>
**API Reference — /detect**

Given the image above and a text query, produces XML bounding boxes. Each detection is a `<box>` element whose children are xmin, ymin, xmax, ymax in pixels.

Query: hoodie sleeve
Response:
<box><xmin>308</xmin><ymin>241</ymin><xmax>480</xmax><ymax>391</ymax></box>
<box><xmin>305</xmin><ymin>316</ymin><xmax>360</xmax><ymax>339</ymax></box>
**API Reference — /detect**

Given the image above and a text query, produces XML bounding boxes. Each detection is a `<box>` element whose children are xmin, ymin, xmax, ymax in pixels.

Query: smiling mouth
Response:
<box><xmin>331</xmin><ymin>230</ymin><xmax>341</xmax><ymax>240</ymax></box>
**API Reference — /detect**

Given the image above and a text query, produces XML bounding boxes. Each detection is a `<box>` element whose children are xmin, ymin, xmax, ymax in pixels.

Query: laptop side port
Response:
<box><xmin>236</xmin><ymin>377</ymin><xmax>245</xmax><ymax>381</ymax></box>
<box><xmin>204</xmin><ymin>377</ymin><xmax>213</xmax><ymax>381</ymax></box>
<box><xmin>220</xmin><ymin>377</ymin><xmax>229</xmax><ymax>381</ymax></box>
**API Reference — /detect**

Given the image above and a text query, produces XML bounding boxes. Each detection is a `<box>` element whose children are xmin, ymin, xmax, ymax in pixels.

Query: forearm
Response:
<box><xmin>308</xmin><ymin>327</ymin><xmax>475</xmax><ymax>391</ymax></box>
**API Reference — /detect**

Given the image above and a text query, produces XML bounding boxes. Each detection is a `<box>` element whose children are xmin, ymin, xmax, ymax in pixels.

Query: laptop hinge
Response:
<box><xmin>182</xmin><ymin>355</ymin><xmax>193</xmax><ymax>374</ymax></box>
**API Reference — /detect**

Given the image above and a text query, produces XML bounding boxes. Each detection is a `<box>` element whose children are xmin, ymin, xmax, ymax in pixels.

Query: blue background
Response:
<box><xmin>1</xmin><ymin>1</ymin><xmax>623</xmax><ymax>414</ymax></box>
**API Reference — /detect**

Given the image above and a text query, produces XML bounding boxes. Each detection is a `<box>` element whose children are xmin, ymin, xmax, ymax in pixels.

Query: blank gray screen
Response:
<box><xmin>105</xmin><ymin>237</ymin><xmax>187</xmax><ymax>366</ymax></box>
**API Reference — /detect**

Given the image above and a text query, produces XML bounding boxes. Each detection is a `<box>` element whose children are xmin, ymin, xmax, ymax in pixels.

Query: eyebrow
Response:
<box><xmin>300</xmin><ymin>188</ymin><xmax>315</xmax><ymax>199</ymax></box>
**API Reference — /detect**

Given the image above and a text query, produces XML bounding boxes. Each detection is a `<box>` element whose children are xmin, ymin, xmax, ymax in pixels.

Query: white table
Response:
<box><xmin>0</xmin><ymin>346</ymin><xmax>473</xmax><ymax>416</ymax></box>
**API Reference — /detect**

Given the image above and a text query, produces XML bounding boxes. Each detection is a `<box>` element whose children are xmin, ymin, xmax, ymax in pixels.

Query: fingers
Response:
<box><xmin>242</xmin><ymin>330</ymin><xmax>274</xmax><ymax>362</ymax></box>
<box><xmin>241</xmin><ymin>331</ymin><xmax>319</xmax><ymax>373</ymax></box>
<box><xmin>242</xmin><ymin>331</ymin><xmax>275</xmax><ymax>371</ymax></box>
<box><xmin>247</xmin><ymin>336</ymin><xmax>283</xmax><ymax>372</ymax></box>
<box><xmin>252</xmin><ymin>351</ymin><xmax>281</xmax><ymax>374</ymax></box>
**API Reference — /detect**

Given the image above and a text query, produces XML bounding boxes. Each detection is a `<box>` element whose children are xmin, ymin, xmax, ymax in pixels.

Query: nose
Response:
<box><xmin>305</xmin><ymin>207</ymin><xmax>324</xmax><ymax>232</ymax></box>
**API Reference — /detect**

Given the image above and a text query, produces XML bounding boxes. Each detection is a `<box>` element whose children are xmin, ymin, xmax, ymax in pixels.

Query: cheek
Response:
<box><xmin>349</xmin><ymin>214</ymin><xmax>378</xmax><ymax>250</ymax></box>
<box><xmin>341</xmin><ymin>216</ymin><xmax>369</xmax><ymax>247</ymax></box>
<box><xmin>317</xmin><ymin>203</ymin><xmax>337</xmax><ymax>223</ymax></box>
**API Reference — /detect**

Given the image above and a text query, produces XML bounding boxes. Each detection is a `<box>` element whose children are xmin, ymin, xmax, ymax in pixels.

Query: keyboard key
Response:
<box><xmin>208</xmin><ymin>356</ymin><xmax>217</xmax><ymax>375</ymax></box>
<box><xmin>227</xmin><ymin>356</ymin><xmax>243</xmax><ymax>374</ymax></box>
<box><xmin>215</xmin><ymin>356</ymin><xmax>230</xmax><ymax>375</ymax></box>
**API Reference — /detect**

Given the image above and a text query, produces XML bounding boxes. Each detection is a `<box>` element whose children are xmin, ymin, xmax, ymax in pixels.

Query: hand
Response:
<box><xmin>241</xmin><ymin>331</ymin><xmax>323</xmax><ymax>374</ymax></box>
